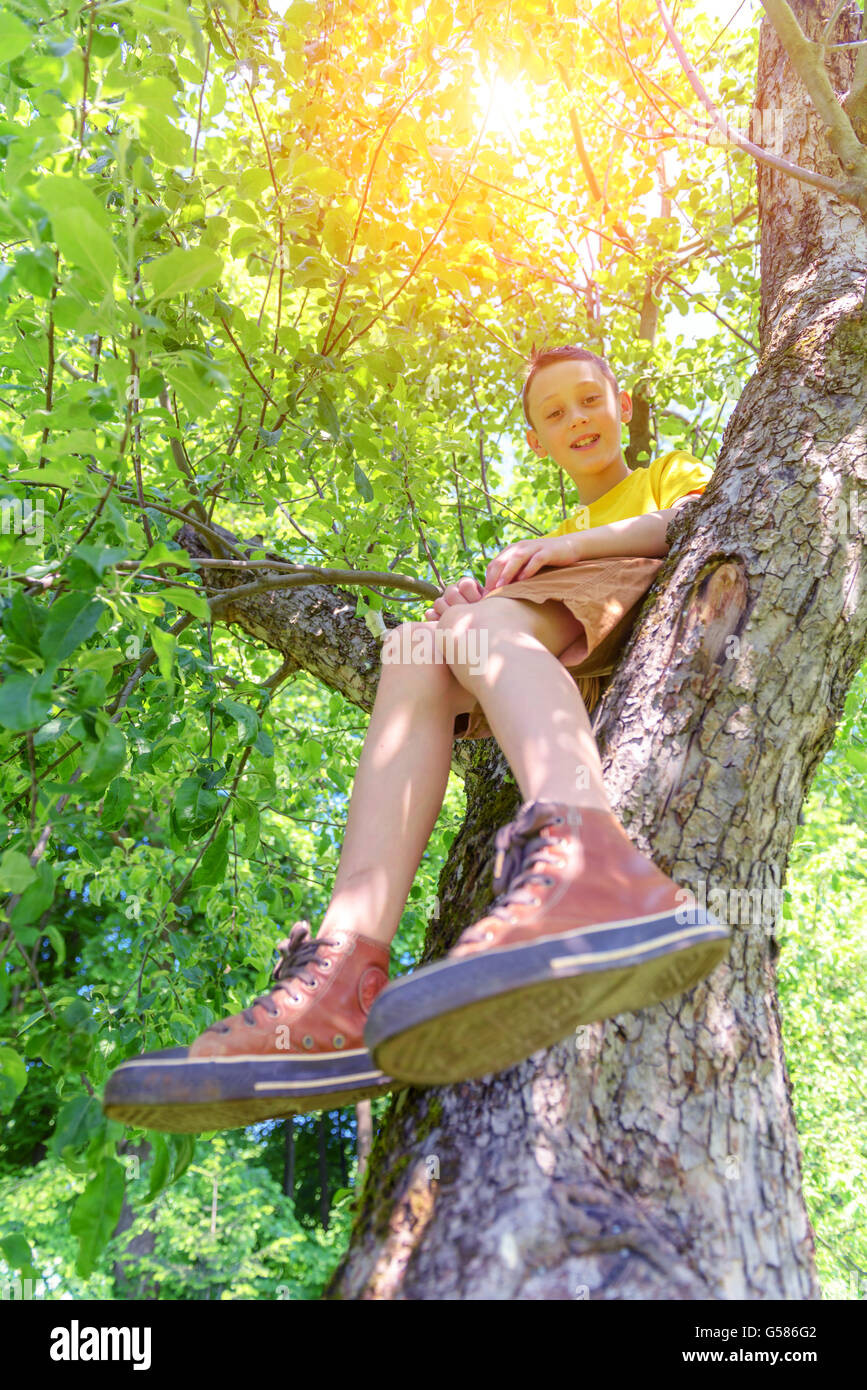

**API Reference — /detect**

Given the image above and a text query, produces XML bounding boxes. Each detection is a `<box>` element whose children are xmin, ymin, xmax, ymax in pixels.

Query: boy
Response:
<box><xmin>103</xmin><ymin>346</ymin><xmax>729</xmax><ymax>1131</ymax></box>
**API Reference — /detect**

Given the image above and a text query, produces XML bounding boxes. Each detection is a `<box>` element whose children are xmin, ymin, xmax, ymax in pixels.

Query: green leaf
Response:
<box><xmin>0</xmin><ymin>1047</ymin><xmax>27</xmax><ymax>1113</ymax></box>
<box><xmin>34</xmin><ymin>716</ymin><xmax>73</xmax><ymax>747</ymax></box>
<box><xmin>79</xmin><ymin>721</ymin><xmax>127</xmax><ymax>793</ymax></box>
<box><xmin>146</xmin><ymin>620</ymin><xmax>176</xmax><ymax>687</ymax></box>
<box><xmin>0</xmin><ymin>670</ymin><xmax>54</xmax><ymax>732</ymax></box>
<box><xmin>0</xmin><ymin>1233</ymin><xmax>37</xmax><ymax>1280</ymax></box>
<box><xmin>236</xmin><ymin>801</ymin><xmax>260</xmax><ymax>856</ymax></box>
<box><xmin>51</xmin><ymin>1095</ymin><xmax>104</xmax><ymax>1157</ymax></box>
<box><xmin>169</xmin><ymin>1132</ymin><xmax>196</xmax><ymax>1184</ymax></box>
<box><xmin>218</xmin><ymin>698</ymin><xmax>260</xmax><ymax>745</ymax></box>
<box><xmin>191</xmin><ymin>822</ymin><xmax>230</xmax><ymax>888</ymax></box>
<box><xmin>39</xmin><ymin>593</ymin><xmax>106</xmax><ymax>663</ymax></box>
<box><xmin>14</xmin><ymin>250</ymin><xmax>55</xmax><ymax>298</ymax></box>
<box><xmin>1</xmin><ymin>590</ymin><xmax>45</xmax><ymax>654</ymax></box>
<box><xmin>254</xmin><ymin>729</ymin><xmax>274</xmax><ymax>758</ymax></box>
<box><xmin>51</xmin><ymin>208</ymin><xmax>118</xmax><ymax>290</ymax></box>
<box><xmin>164</xmin><ymin>360</ymin><xmax>223</xmax><ymax>417</ymax></box>
<box><xmin>45</xmin><ymin>924</ymin><xmax>66</xmax><ymax>966</ymax></box>
<box><xmin>844</xmin><ymin>746</ymin><xmax>867</xmax><ymax>775</ymax></box>
<box><xmin>161</xmin><ymin>585</ymin><xmax>210</xmax><ymax>620</ymax></box>
<box><xmin>101</xmin><ymin>776</ymin><xmax>134</xmax><ymax>829</ymax></box>
<box><xmin>0</xmin><ymin>849</ymin><xmax>37</xmax><ymax>894</ymax></box>
<box><xmin>0</xmin><ymin>14</ymin><xmax>33</xmax><ymax>64</ymax></box>
<box><xmin>141</xmin><ymin>112</ymin><xmax>191</xmax><ymax>168</ymax></box>
<box><xmin>60</xmin><ymin>997</ymin><xmax>90</xmax><ymax>1029</ymax></box>
<box><xmin>70</xmin><ymin>1158</ymin><xmax>126</xmax><ymax>1278</ymax></box>
<box><xmin>36</xmin><ymin>175</ymin><xmax>118</xmax><ymax>289</ymax></box>
<box><xmin>144</xmin><ymin>247</ymin><xmax>223</xmax><ymax>302</ymax></box>
<box><xmin>141</xmin><ymin>541</ymin><xmax>192</xmax><ymax>569</ymax></box>
<box><xmin>302</xmin><ymin>738</ymin><xmax>322</xmax><ymax>767</ymax></box>
<box><xmin>8</xmin><ymin>857</ymin><xmax>56</xmax><ymax>929</ymax></box>
<box><xmin>145</xmin><ymin>1134</ymin><xmax>172</xmax><ymax>1202</ymax></box>
<box><xmin>353</xmin><ymin>460</ymin><xmax>374</xmax><ymax>502</ymax></box>
<box><xmin>172</xmin><ymin>777</ymin><xmax>220</xmax><ymax>840</ymax></box>
<box><xmin>317</xmin><ymin>390</ymin><xmax>340</xmax><ymax>439</ymax></box>
<box><xmin>71</xmin><ymin>543</ymin><xmax>128</xmax><ymax>579</ymax></box>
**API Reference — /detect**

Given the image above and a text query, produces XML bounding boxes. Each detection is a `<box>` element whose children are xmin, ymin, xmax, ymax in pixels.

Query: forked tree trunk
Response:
<box><xmin>180</xmin><ymin>1</ymin><xmax>867</xmax><ymax>1299</ymax></box>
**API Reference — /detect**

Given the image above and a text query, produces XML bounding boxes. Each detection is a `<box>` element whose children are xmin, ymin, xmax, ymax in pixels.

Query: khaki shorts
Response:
<box><xmin>452</xmin><ymin>555</ymin><xmax>665</xmax><ymax>740</ymax></box>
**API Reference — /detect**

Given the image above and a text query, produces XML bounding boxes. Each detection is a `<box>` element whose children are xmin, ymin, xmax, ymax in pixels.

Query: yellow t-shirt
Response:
<box><xmin>545</xmin><ymin>450</ymin><xmax>714</xmax><ymax>537</ymax></box>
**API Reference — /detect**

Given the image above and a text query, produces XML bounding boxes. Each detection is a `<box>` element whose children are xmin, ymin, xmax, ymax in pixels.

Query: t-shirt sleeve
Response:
<box><xmin>653</xmin><ymin>451</ymin><xmax>714</xmax><ymax>509</ymax></box>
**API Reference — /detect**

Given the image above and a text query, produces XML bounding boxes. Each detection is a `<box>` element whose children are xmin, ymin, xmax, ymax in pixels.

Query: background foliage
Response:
<box><xmin>0</xmin><ymin>0</ymin><xmax>863</xmax><ymax>1298</ymax></box>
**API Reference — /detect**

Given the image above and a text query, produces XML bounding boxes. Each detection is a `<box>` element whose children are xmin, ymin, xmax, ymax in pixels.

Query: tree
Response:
<box><xmin>1</xmin><ymin>0</ymin><xmax>865</xmax><ymax>1297</ymax></box>
<box><xmin>325</xmin><ymin>0</ymin><xmax>867</xmax><ymax>1301</ymax></box>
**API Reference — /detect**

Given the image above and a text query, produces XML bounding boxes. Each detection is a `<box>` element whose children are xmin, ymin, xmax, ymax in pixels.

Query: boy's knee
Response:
<box><xmin>436</xmin><ymin>597</ymin><xmax>516</xmax><ymax>638</ymax></box>
<box><xmin>436</xmin><ymin>601</ymin><xmax>487</xmax><ymax>636</ymax></box>
<box><xmin>380</xmin><ymin>620</ymin><xmax>446</xmax><ymax>672</ymax></box>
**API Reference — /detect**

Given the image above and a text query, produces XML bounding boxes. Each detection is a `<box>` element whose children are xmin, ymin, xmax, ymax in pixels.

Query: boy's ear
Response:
<box><xmin>620</xmin><ymin>390</ymin><xmax>633</xmax><ymax>422</ymax></box>
<box><xmin>526</xmin><ymin>427</ymin><xmax>546</xmax><ymax>457</ymax></box>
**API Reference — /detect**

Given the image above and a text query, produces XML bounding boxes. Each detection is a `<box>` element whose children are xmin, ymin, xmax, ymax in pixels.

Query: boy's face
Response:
<box><xmin>524</xmin><ymin>361</ymin><xmax>632</xmax><ymax>484</ymax></box>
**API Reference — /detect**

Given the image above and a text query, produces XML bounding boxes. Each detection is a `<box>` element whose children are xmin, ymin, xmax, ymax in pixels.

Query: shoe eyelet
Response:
<box><xmin>333</xmin><ymin>1034</ymin><xmax>345</xmax><ymax>1048</ymax></box>
<box><xmin>290</xmin><ymin>994</ymin><xmax>301</xmax><ymax>1004</ymax></box>
<box><xmin>320</xmin><ymin>959</ymin><xmax>331</xmax><ymax>970</ymax></box>
<box><xmin>302</xmin><ymin>1035</ymin><xmax>314</xmax><ymax>1049</ymax></box>
<box><xmin>309</xmin><ymin>979</ymin><xmax>319</xmax><ymax>989</ymax></box>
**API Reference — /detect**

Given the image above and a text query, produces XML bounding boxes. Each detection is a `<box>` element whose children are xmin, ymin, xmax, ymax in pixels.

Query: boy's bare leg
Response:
<box><xmin>320</xmin><ymin>599</ymin><xmax>608</xmax><ymax>948</ymax></box>
<box><xmin>436</xmin><ymin>595</ymin><xmax>614</xmax><ymax>812</ymax></box>
<box><xmin>318</xmin><ymin>623</ymin><xmax>477</xmax><ymax>948</ymax></box>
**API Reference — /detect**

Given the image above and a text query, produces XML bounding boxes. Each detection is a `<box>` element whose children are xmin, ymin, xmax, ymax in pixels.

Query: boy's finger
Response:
<box><xmin>484</xmin><ymin>550</ymin><xmax>511</xmax><ymax>590</ymax></box>
<box><xmin>458</xmin><ymin>576</ymin><xmax>482</xmax><ymax>602</ymax></box>
<box><xmin>489</xmin><ymin>548</ymin><xmax>529</xmax><ymax>590</ymax></box>
<box><xmin>512</xmin><ymin>547</ymin><xmax>544</xmax><ymax>583</ymax></box>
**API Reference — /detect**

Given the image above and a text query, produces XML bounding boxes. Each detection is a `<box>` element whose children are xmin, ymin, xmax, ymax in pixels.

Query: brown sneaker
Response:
<box><xmin>102</xmin><ymin>923</ymin><xmax>401</xmax><ymax>1133</ymax></box>
<box><xmin>365</xmin><ymin>801</ymin><xmax>730</xmax><ymax>1085</ymax></box>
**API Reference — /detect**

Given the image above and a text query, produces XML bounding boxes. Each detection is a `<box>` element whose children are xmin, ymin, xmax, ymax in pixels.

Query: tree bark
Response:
<box><xmin>111</xmin><ymin>1139</ymin><xmax>158</xmax><ymax>1300</ymax></box>
<box><xmin>176</xmin><ymin>1</ymin><xmax>867</xmax><ymax>1299</ymax></box>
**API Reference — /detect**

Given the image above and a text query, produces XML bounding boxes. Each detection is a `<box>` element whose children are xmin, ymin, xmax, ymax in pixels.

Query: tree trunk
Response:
<box><xmin>176</xmin><ymin>1</ymin><xmax>867</xmax><ymax>1298</ymax></box>
<box><xmin>111</xmin><ymin>1139</ymin><xmax>158</xmax><ymax>1300</ymax></box>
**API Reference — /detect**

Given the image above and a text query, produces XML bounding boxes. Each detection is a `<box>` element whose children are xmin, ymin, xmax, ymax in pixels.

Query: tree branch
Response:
<box><xmin>758</xmin><ymin>0</ymin><xmax>867</xmax><ymax>175</ymax></box>
<box><xmin>656</xmin><ymin>0</ymin><xmax>867</xmax><ymax>211</ymax></box>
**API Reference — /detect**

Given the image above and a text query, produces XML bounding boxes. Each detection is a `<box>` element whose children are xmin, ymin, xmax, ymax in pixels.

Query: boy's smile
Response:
<box><xmin>524</xmin><ymin>360</ymin><xmax>633</xmax><ymax>507</ymax></box>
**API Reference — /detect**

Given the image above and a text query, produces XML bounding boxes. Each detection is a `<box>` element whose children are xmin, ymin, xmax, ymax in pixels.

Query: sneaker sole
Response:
<box><xmin>102</xmin><ymin>1046</ymin><xmax>400</xmax><ymax>1133</ymax></box>
<box><xmin>366</xmin><ymin>911</ymin><xmax>731</xmax><ymax>1085</ymax></box>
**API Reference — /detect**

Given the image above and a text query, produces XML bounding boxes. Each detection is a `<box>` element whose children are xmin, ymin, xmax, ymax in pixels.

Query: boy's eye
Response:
<box><xmin>548</xmin><ymin>396</ymin><xmax>599</xmax><ymax>418</ymax></box>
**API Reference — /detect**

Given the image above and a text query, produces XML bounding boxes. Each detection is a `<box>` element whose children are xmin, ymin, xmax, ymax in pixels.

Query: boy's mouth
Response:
<box><xmin>570</xmin><ymin>433</ymin><xmax>600</xmax><ymax>452</ymax></box>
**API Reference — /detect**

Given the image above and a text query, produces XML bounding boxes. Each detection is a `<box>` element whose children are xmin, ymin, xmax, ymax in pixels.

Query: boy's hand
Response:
<box><xmin>423</xmin><ymin>575</ymin><xmax>485</xmax><ymax>621</ymax></box>
<box><xmin>484</xmin><ymin>533</ymin><xmax>583</xmax><ymax>593</ymax></box>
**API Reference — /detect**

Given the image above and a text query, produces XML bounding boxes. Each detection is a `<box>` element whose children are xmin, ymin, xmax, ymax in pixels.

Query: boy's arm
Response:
<box><xmin>569</xmin><ymin>493</ymin><xmax>702</xmax><ymax>561</ymax></box>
